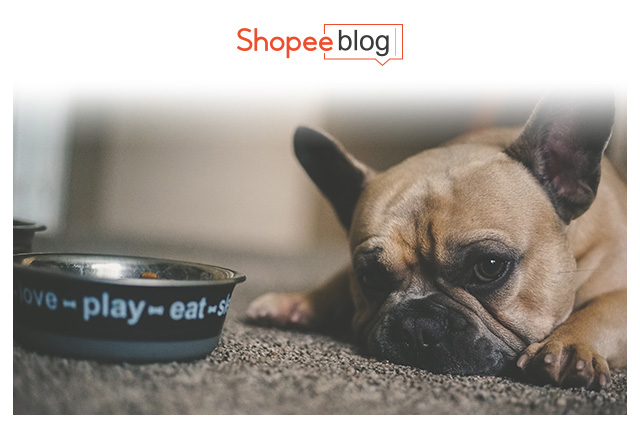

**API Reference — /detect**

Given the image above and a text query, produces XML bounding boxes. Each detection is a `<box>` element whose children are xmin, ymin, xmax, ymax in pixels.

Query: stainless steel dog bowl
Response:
<box><xmin>13</xmin><ymin>219</ymin><xmax>46</xmax><ymax>254</ymax></box>
<box><xmin>13</xmin><ymin>253</ymin><xmax>246</xmax><ymax>362</ymax></box>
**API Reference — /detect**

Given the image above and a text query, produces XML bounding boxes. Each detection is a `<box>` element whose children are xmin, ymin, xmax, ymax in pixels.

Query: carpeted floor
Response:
<box><xmin>13</xmin><ymin>240</ymin><xmax>627</xmax><ymax>414</ymax></box>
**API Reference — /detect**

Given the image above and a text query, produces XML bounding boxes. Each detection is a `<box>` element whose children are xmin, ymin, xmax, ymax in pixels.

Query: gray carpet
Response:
<box><xmin>13</xmin><ymin>240</ymin><xmax>627</xmax><ymax>414</ymax></box>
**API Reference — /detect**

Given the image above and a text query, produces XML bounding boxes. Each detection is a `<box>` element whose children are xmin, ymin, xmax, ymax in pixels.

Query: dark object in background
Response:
<box><xmin>13</xmin><ymin>219</ymin><xmax>46</xmax><ymax>254</ymax></box>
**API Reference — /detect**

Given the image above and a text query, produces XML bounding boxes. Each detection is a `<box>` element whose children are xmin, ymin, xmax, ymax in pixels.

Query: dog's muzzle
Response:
<box><xmin>368</xmin><ymin>293</ymin><xmax>514</xmax><ymax>376</ymax></box>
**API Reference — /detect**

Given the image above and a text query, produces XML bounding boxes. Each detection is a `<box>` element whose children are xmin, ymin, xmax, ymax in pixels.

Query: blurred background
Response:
<box><xmin>13</xmin><ymin>92</ymin><xmax>627</xmax><ymax>269</ymax></box>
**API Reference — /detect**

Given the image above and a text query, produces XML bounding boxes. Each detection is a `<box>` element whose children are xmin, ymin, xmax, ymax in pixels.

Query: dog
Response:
<box><xmin>246</xmin><ymin>94</ymin><xmax>626</xmax><ymax>389</ymax></box>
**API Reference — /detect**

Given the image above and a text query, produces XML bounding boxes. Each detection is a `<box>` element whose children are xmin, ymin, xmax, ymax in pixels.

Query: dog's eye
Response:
<box><xmin>358</xmin><ymin>270</ymin><xmax>388</xmax><ymax>293</ymax></box>
<box><xmin>356</xmin><ymin>264</ymin><xmax>400</xmax><ymax>294</ymax></box>
<box><xmin>359</xmin><ymin>272</ymin><xmax>375</xmax><ymax>288</ymax></box>
<box><xmin>472</xmin><ymin>257</ymin><xmax>510</xmax><ymax>283</ymax></box>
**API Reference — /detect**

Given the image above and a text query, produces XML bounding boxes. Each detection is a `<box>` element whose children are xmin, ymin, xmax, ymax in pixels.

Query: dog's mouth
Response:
<box><xmin>363</xmin><ymin>294</ymin><xmax>521</xmax><ymax>376</ymax></box>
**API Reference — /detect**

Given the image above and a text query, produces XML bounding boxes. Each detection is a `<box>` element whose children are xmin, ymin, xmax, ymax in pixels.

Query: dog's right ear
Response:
<box><xmin>506</xmin><ymin>94</ymin><xmax>615</xmax><ymax>223</ymax></box>
<box><xmin>294</xmin><ymin>126</ymin><xmax>374</xmax><ymax>230</ymax></box>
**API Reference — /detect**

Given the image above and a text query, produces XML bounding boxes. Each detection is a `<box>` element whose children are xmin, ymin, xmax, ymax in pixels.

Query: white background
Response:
<box><xmin>8</xmin><ymin>0</ymin><xmax>633</xmax><ymax>96</ymax></box>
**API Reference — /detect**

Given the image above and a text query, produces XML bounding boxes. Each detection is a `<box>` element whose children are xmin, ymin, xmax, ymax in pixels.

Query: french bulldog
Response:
<box><xmin>246</xmin><ymin>94</ymin><xmax>626</xmax><ymax>390</ymax></box>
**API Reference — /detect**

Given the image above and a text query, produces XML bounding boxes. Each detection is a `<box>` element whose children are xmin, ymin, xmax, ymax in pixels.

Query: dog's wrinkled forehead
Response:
<box><xmin>349</xmin><ymin>143</ymin><xmax>557</xmax><ymax>259</ymax></box>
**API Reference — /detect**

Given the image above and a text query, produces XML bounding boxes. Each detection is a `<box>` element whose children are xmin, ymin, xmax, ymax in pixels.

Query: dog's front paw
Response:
<box><xmin>516</xmin><ymin>336</ymin><xmax>611</xmax><ymax>390</ymax></box>
<box><xmin>245</xmin><ymin>292</ymin><xmax>315</xmax><ymax>329</ymax></box>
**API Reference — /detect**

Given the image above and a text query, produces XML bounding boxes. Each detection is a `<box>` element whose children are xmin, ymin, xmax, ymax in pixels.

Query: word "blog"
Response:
<box><xmin>237</xmin><ymin>24</ymin><xmax>403</xmax><ymax>66</ymax></box>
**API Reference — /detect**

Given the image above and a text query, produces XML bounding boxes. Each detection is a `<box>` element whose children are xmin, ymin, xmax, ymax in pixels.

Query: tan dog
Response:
<box><xmin>247</xmin><ymin>95</ymin><xmax>626</xmax><ymax>389</ymax></box>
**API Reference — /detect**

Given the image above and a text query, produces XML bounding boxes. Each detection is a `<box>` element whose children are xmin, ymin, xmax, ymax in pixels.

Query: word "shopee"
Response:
<box><xmin>237</xmin><ymin>28</ymin><xmax>333</xmax><ymax>58</ymax></box>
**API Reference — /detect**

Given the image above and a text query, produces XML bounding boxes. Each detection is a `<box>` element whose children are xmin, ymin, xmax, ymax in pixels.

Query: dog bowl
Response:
<box><xmin>13</xmin><ymin>219</ymin><xmax>46</xmax><ymax>254</ymax></box>
<box><xmin>13</xmin><ymin>253</ymin><xmax>246</xmax><ymax>362</ymax></box>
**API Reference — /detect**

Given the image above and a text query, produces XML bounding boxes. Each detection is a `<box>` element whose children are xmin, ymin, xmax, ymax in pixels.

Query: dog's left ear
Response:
<box><xmin>294</xmin><ymin>126</ymin><xmax>374</xmax><ymax>230</ymax></box>
<box><xmin>506</xmin><ymin>94</ymin><xmax>616</xmax><ymax>223</ymax></box>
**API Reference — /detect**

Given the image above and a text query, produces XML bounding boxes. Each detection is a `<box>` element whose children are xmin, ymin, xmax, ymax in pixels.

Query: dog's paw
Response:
<box><xmin>516</xmin><ymin>336</ymin><xmax>610</xmax><ymax>390</ymax></box>
<box><xmin>245</xmin><ymin>292</ymin><xmax>315</xmax><ymax>329</ymax></box>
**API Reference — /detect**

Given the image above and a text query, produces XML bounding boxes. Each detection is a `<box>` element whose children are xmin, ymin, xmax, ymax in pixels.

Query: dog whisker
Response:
<box><xmin>555</xmin><ymin>268</ymin><xmax>600</xmax><ymax>274</ymax></box>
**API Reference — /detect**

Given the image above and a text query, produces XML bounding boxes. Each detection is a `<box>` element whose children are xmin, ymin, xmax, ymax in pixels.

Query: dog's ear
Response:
<box><xmin>294</xmin><ymin>126</ymin><xmax>374</xmax><ymax>230</ymax></box>
<box><xmin>506</xmin><ymin>94</ymin><xmax>615</xmax><ymax>223</ymax></box>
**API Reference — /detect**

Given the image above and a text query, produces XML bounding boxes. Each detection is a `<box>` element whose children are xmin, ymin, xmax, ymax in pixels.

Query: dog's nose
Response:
<box><xmin>397</xmin><ymin>314</ymin><xmax>446</xmax><ymax>349</ymax></box>
<box><xmin>393</xmin><ymin>296</ymin><xmax>465</xmax><ymax>351</ymax></box>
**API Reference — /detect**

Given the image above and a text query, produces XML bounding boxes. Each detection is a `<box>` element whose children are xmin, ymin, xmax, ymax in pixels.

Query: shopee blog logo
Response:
<box><xmin>324</xmin><ymin>24</ymin><xmax>403</xmax><ymax>66</ymax></box>
<box><xmin>236</xmin><ymin>24</ymin><xmax>403</xmax><ymax>66</ymax></box>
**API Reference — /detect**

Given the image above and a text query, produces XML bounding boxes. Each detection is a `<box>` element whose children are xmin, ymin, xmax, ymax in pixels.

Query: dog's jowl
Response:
<box><xmin>247</xmin><ymin>94</ymin><xmax>626</xmax><ymax>390</ymax></box>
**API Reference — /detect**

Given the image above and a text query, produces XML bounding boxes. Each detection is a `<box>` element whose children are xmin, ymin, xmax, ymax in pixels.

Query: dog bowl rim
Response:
<box><xmin>13</xmin><ymin>252</ymin><xmax>246</xmax><ymax>288</ymax></box>
<box><xmin>13</xmin><ymin>219</ymin><xmax>47</xmax><ymax>232</ymax></box>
